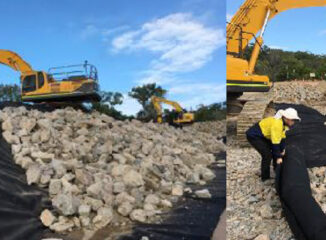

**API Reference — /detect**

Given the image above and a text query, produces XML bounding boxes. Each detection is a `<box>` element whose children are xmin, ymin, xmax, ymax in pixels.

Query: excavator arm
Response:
<box><xmin>0</xmin><ymin>50</ymin><xmax>34</xmax><ymax>75</ymax></box>
<box><xmin>151</xmin><ymin>96</ymin><xmax>184</xmax><ymax>114</ymax></box>
<box><xmin>227</xmin><ymin>0</ymin><xmax>326</xmax><ymax>55</ymax></box>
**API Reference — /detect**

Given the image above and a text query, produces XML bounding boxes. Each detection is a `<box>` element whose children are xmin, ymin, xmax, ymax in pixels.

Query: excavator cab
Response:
<box><xmin>21</xmin><ymin>62</ymin><xmax>101</xmax><ymax>103</ymax></box>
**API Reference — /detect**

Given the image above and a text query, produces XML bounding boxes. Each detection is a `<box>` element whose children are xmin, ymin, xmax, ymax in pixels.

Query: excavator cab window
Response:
<box><xmin>37</xmin><ymin>72</ymin><xmax>45</xmax><ymax>88</ymax></box>
<box><xmin>22</xmin><ymin>74</ymin><xmax>37</xmax><ymax>93</ymax></box>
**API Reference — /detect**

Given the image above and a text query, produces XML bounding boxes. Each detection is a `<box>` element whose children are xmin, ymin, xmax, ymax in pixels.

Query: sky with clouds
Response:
<box><xmin>0</xmin><ymin>0</ymin><xmax>226</xmax><ymax>115</ymax></box>
<box><xmin>228</xmin><ymin>0</ymin><xmax>326</xmax><ymax>53</ymax></box>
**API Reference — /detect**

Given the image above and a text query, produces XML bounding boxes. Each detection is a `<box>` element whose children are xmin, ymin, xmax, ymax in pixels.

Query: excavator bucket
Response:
<box><xmin>21</xmin><ymin>62</ymin><xmax>101</xmax><ymax>103</ymax></box>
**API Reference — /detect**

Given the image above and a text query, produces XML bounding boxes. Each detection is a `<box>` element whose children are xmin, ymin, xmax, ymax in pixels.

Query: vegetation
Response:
<box><xmin>92</xmin><ymin>91</ymin><xmax>132</xmax><ymax>120</ymax></box>
<box><xmin>245</xmin><ymin>45</ymin><xmax>326</xmax><ymax>82</ymax></box>
<box><xmin>128</xmin><ymin>83</ymin><xmax>167</xmax><ymax>121</ymax></box>
<box><xmin>0</xmin><ymin>84</ymin><xmax>21</xmax><ymax>102</ymax></box>
<box><xmin>194</xmin><ymin>102</ymin><xmax>226</xmax><ymax>122</ymax></box>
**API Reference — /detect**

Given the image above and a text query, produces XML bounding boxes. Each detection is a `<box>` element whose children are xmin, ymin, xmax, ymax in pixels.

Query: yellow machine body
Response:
<box><xmin>227</xmin><ymin>0</ymin><xmax>326</xmax><ymax>94</ymax></box>
<box><xmin>0</xmin><ymin>50</ymin><xmax>100</xmax><ymax>103</ymax></box>
<box><xmin>151</xmin><ymin>96</ymin><xmax>194</xmax><ymax>125</ymax></box>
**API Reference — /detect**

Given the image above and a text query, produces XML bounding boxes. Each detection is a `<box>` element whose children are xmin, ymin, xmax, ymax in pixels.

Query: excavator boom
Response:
<box><xmin>0</xmin><ymin>50</ymin><xmax>34</xmax><ymax>74</ymax></box>
<box><xmin>228</xmin><ymin>0</ymin><xmax>326</xmax><ymax>54</ymax></box>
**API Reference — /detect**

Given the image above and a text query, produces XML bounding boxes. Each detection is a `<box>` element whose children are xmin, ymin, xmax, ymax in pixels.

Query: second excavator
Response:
<box><xmin>0</xmin><ymin>50</ymin><xmax>101</xmax><ymax>103</ymax></box>
<box><xmin>227</xmin><ymin>0</ymin><xmax>326</xmax><ymax>145</ymax></box>
<box><xmin>151</xmin><ymin>96</ymin><xmax>194</xmax><ymax>126</ymax></box>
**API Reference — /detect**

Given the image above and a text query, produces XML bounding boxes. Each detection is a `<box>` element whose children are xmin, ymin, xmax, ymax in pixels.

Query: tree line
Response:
<box><xmin>245</xmin><ymin>45</ymin><xmax>326</xmax><ymax>82</ymax></box>
<box><xmin>0</xmin><ymin>83</ymin><xmax>225</xmax><ymax>122</ymax></box>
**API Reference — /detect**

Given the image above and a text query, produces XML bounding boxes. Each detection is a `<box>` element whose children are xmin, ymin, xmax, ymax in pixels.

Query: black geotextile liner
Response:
<box><xmin>274</xmin><ymin>103</ymin><xmax>326</xmax><ymax>240</ymax></box>
<box><xmin>0</xmin><ymin>102</ymin><xmax>61</xmax><ymax>240</ymax></box>
<box><xmin>0</xmin><ymin>126</ymin><xmax>50</xmax><ymax>240</ymax></box>
<box><xmin>119</xmin><ymin>152</ymin><xmax>226</xmax><ymax>240</ymax></box>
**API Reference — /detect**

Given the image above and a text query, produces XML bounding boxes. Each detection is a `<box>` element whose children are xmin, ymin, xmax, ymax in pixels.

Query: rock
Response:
<box><xmin>26</xmin><ymin>163</ymin><xmax>42</xmax><ymax>185</ymax></box>
<box><xmin>87</xmin><ymin>182</ymin><xmax>102</xmax><ymax>198</ymax></box>
<box><xmin>117</xmin><ymin>201</ymin><xmax>133</xmax><ymax>217</ymax></box>
<box><xmin>92</xmin><ymin>207</ymin><xmax>113</xmax><ymax>228</ymax></box>
<box><xmin>49</xmin><ymin>179</ymin><xmax>62</xmax><ymax>195</ymax></box>
<box><xmin>254</xmin><ymin>234</ymin><xmax>270</xmax><ymax>240</ymax></box>
<box><xmin>20</xmin><ymin>118</ymin><xmax>36</xmax><ymax>133</ymax></box>
<box><xmin>40</xmin><ymin>209</ymin><xmax>56</xmax><ymax>227</ymax></box>
<box><xmin>78</xmin><ymin>204</ymin><xmax>91</xmax><ymax>217</ymax></box>
<box><xmin>84</xmin><ymin>196</ymin><xmax>103</xmax><ymax>211</ymax></box>
<box><xmin>38</xmin><ymin>119</ymin><xmax>51</xmax><ymax>129</ymax></box>
<box><xmin>52</xmin><ymin>193</ymin><xmax>79</xmax><ymax>216</ymax></box>
<box><xmin>130</xmin><ymin>209</ymin><xmax>146</xmax><ymax>222</ymax></box>
<box><xmin>50</xmin><ymin>218</ymin><xmax>74</xmax><ymax>232</ymax></box>
<box><xmin>144</xmin><ymin>194</ymin><xmax>160</xmax><ymax>205</ymax></box>
<box><xmin>172</xmin><ymin>184</ymin><xmax>183</xmax><ymax>196</ymax></box>
<box><xmin>195</xmin><ymin>189</ymin><xmax>212</xmax><ymax>199</ymax></box>
<box><xmin>113</xmin><ymin>182</ymin><xmax>125</xmax><ymax>194</ymax></box>
<box><xmin>260</xmin><ymin>204</ymin><xmax>273</xmax><ymax>219</ymax></box>
<box><xmin>51</xmin><ymin>160</ymin><xmax>67</xmax><ymax>178</ymax></box>
<box><xmin>123</xmin><ymin>169</ymin><xmax>144</xmax><ymax>187</ymax></box>
<box><xmin>160</xmin><ymin>199</ymin><xmax>173</xmax><ymax>208</ymax></box>
<box><xmin>75</xmin><ymin>169</ymin><xmax>93</xmax><ymax>186</ymax></box>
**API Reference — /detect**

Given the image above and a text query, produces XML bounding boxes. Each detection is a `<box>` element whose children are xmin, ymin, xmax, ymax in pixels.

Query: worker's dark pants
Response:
<box><xmin>247</xmin><ymin>135</ymin><xmax>276</xmax><ymax>181</ymax></box>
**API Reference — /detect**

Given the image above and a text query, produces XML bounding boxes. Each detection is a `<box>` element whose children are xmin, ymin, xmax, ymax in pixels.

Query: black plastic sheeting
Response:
<box><xmin>0</xmin><ymin>126</ymin><xmax>49</xmax><ymax>240</ymax></box>
<box><xmin>274</xmin><ymin>104</ymin><xmax>326</xmax><ymax>240</ymax></box>
<box><xmin>119</xmin><ymin>152</ymin><xmax>226</xmax><ymax>240</ymax></box>
<box><xmin>0</xmin><ymin>103</ymin><xmax>65</xmax><ymax>240</ymax></box>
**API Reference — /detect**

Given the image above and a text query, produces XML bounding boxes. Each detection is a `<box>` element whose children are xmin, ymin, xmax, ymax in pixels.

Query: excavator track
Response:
<box><xmin>237</xmin><ymin>92</ymin><xmax>272</xmax><ymax>147</ymax></box>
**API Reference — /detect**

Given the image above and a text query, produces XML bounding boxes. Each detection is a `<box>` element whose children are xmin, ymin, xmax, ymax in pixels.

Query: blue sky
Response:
<box><xmin>0</xmin><ymin>0</ymin><xmax>226</xmax><ymax>115</ymax></box>
<box><xmin>228</xmin><ymin>1</ymin><xmax>326</xmax><ymax>53</ymax></box>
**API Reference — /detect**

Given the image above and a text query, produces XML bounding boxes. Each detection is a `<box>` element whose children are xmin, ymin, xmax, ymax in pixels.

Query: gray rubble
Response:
<box><xmin>0</xmin><ymin>106</ymin><xmax>225</xmax><ymax>233</ymax></box>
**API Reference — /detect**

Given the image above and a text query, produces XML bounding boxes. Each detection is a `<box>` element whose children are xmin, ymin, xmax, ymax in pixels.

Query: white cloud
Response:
<box><xmin>168</xmin><ymin>83</ymin><xmax>226</xmax><ymax>109</ymax></box>
<box><xmin>112</xmin><ymin>13</ymin><xmax>225</xmax><ymax>85</ymax></box>
<box><xmin>227</xmin><ymin>13</ymin><xmax>233</xmax><ymax>22</ymax></box>
<box><xmin>115</xmin><ymin>94</ymin><xmax>142</xmax><ymax>116</ymax></box>
<box><xmin>169</xmin><ymin>83</ymin><xmax>225</xmax><ymax>94</ymax></box>
<box><xmin>80</xmin><ymin>24</ymin><xmax>99</xmax><ymax>40</ymax></box>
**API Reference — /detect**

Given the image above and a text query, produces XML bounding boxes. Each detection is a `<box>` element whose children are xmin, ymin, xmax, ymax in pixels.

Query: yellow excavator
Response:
<box><xmin>151</xmin><ymin>96</ymin><xmax>194</xmax><ymax>126</ymax></box>
<box><xmin>0</xmin><ymin>50</ymin><xmax>100</xmax><ymax>103</ymax></box>
<box><xmin>227</xmin><ymin>0</ymin><xmax>326</xmax><ymax>145</ymax></box>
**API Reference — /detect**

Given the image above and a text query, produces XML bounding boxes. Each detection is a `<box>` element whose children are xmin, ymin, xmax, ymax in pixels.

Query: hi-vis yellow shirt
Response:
<box><xmin>259</xmin><ymin>117</ymin><xmax>288</xmax><ymax>144</ymax></box>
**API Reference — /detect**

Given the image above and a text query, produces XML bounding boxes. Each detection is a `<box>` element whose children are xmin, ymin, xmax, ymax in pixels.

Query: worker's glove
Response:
<box><xmin>276</xmin><ymin>158</ymin><xmax>283</xmax><ymax>164</ymax></box>
<box><xmin>281</xmin><ymin>150</ymin><xmax>285</xmax><ymax>156</ymax></box>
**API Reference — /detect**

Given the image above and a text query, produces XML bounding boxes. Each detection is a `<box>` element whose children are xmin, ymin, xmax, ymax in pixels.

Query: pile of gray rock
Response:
<box><xmin>227</xmin><ymin>147</ymin><xmax>292</xmax><ymax>240</ymax></box>
<box><xmin>271</xmin><ymin>81</ymin><xmax>326</xmax><ymax>103</ymax></box>
<box><xmin>191</xmin><ymin>120</ymin><xmax>226</xmax><ymax>139</ymax></box>
<box><xmin>0</xmin><ymin>106</ymin><xmax>225</xmax><ymax>233</ymax></box>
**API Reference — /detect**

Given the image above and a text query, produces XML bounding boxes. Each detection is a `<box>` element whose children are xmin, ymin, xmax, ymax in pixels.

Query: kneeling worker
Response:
<box><xmin>246</xmin><ymin>108</ymin><xmax>301</xmax><ymax>181</ymax></box>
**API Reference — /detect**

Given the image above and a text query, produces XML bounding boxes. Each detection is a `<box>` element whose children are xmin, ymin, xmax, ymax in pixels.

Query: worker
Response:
<box><xmin>246</xmin><ymin>108</ymin><xmax>301</xmax><ymax>181</ymax></box>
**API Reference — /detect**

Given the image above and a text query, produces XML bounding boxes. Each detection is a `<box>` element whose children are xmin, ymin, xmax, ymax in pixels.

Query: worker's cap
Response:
<box><xmin>282</xmin><ymin>108</ymin><xmax>301</xmax><ymax>121</ymax></box>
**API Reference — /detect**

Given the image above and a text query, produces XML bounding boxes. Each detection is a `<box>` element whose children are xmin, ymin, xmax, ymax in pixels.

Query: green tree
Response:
<box><xmin>244</xmin><ymin>45</ymin><xmax>326</xmax><ymax>82</ymax></box>
<box><xmin>92</xmin><ymin>91</ymin><xmax>131</xmax><ymax>120</ymax></box>
<box><xmin>128</xmin><ymin>83</ymin><xmax>167</xmax><ymax>121</ymax></box>
<box><xmin>194</xmin><ymin>102</ymin><xmax>226</xmax><ymax>122</ymax></box>
<box><xmin>0</xmin><ymin>84</ymin><xmax>21</xmax><ymax>102</ymax></box>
